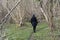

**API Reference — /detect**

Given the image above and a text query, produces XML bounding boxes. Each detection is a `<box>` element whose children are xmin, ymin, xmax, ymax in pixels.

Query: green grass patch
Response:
<box><xmin>5</xmin><ymin>22</ymin><xmax>60</xmax><ymax>40</ymax></box>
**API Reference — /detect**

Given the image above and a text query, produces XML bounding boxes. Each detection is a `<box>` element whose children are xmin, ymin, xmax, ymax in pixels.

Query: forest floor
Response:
<box><xmin>5</xmin><ymin>22</ymin><xmax>60</xmax><ymax>40</ymax></box>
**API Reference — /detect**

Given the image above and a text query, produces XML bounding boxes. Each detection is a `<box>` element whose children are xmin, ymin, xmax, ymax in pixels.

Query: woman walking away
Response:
<box><xmin>31</xmin><ymin>14</ymin><xmax>38</xmax><ymax>33</ymax></box>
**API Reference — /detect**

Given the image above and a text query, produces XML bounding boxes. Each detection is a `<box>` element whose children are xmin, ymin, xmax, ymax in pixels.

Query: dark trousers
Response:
<box><xmin>32</xmin><ymin>22</ymin><xmax>37</xmax><ymax>33</ymax></box>
<box><xmin>33</xmin><ymin>26</ymin><xmax>36</xmax><ymax>33</ymax></box>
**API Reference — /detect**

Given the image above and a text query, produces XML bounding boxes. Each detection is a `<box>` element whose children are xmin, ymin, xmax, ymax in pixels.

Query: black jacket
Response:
<box><xmin>31</xmin><ymin>15</ymin><xmax>38</xmax><ymax>27</ymax></box>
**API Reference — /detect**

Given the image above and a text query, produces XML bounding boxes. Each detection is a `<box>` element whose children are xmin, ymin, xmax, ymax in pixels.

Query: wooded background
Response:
<box><xmin>0</xmin><ymin>0</ymin><xmax>60</xmax><ymax>40</ymax></box>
